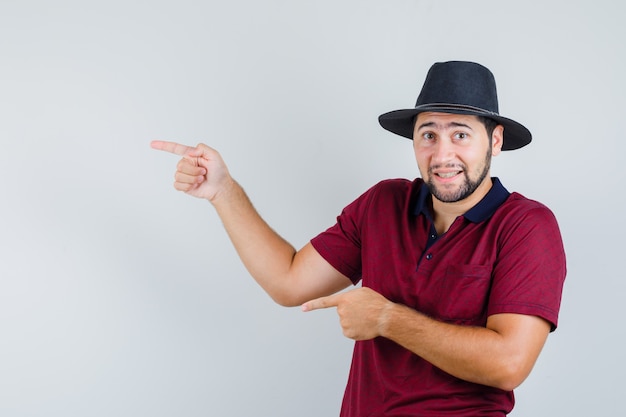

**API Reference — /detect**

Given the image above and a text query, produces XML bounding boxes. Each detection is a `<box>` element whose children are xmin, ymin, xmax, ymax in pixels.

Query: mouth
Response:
<box><xmin>435</xmin><ymin>171</ymin><xmax>462</xmax><ymax>179</ymax></box>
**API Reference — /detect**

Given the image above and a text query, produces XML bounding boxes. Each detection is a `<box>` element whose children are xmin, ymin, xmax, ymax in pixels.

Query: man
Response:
<box><xmin>151</xmin><ymin>61</ymin><xmax>566</xmax><ymax>416</ymax></box>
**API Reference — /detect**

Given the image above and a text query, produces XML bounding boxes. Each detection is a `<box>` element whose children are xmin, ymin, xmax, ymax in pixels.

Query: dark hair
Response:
<box><xmin>477</xmin><ymin>116</ymin><xmax>499</xmax><ymax>143</ymax></box>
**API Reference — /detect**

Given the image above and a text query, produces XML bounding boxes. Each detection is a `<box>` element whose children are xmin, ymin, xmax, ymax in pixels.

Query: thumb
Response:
<box><xmin>185</xmin><ymin>143</ymin><xmax>225</xmax><ymax>167</ymax></box>
<box><xmin>187</xmin><ymin>143</ymin><xmax>218</xmax><ymax>157</ymax></box>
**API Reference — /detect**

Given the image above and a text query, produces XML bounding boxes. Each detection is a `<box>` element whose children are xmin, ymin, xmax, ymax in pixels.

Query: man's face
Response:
<box><xmin>413</xmin><ymin>112</ymin><xmax>503</xmax><ymax>204</ymax></box>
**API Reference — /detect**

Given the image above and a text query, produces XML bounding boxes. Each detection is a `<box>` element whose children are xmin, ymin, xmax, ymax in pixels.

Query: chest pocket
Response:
<box><xmin>431</xmin><ymin>264</ymin><xmax>492</xmax><ymax>323</ymax></box>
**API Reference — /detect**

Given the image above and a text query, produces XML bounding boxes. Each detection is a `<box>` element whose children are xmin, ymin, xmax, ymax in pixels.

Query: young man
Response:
<box><xmin>151</xmin><ymin>61</ymin><xmax>566</xmax><ymax>416</ymax></box>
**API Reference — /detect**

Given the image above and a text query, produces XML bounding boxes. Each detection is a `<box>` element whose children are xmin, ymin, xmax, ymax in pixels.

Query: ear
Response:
<box><xmin>491</xmin><ymin>125</ymin><xmax>504</xmax><ymax>156</ymax></box>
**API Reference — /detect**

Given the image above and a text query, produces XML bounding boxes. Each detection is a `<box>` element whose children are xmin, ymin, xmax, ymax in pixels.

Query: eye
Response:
<box><xmin>422</xmin><ymin>132</ymin><xmax>435</xmax><ymax>141</ymax></box>
<box><xmin>454</xmin><ymin>132</ymin><xmax>468</xmax><ymax>140</ymax></box>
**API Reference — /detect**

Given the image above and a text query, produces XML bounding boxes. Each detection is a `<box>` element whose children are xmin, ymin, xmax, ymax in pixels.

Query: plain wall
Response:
<box><xmin>1</xmin><ymin>0</ymin><xmax>624</xmax><ymax>415</ymax></box>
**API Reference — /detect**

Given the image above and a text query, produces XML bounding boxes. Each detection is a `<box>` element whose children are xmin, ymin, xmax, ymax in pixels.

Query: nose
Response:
<box><xmin>430</xmin><ymin>139</ymin><xmax>455</xmax><ymax>164</ymax></box>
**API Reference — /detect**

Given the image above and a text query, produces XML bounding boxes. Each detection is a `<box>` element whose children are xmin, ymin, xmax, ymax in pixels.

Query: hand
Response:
<box><xmin>150</xmin><ymin>141</ymin><xmax>232</xmax><ymax>201</ymax></box>
<box><xmin>302</xmin><ymin>287</ymin><xmax>392</xmax><ymax>341</ymax></box>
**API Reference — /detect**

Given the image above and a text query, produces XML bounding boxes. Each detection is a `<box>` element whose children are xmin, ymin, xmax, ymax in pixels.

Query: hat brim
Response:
<box><xmin>378</xmin><ymin>106</ymin><xmax>532</xmax><ymax>151</ymax></box>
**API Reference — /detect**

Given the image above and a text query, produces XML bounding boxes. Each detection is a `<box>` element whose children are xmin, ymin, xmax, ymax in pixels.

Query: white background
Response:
<box><xmin>1</xmin><ymin>1</ymin><xmax>624</xmax><ymax>415</ymax></box>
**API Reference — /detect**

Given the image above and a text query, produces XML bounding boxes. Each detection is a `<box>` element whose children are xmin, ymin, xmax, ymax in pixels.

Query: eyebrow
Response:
<box><xmin>416</xmin><ymin>121</ymin><xmax>474</xmax><ymax>131</ymax></box>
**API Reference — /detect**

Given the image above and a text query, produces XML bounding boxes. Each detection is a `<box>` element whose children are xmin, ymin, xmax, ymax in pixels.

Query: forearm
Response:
<box><xmin>380</xmin><ymin>303</ymin><xmax>545</xmax><ymax>391</ymax></box>
<box><xmin>209</xmin><ymin>178</ymin><xmax>299</xmax><ymax>304</ymax></box>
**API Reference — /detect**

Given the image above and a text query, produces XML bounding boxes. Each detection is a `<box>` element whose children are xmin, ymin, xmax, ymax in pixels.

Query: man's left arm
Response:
<box><xmin>302</xmin><ymin>287</ymin><xmax>550</xmax><ymax>391</ymax></box>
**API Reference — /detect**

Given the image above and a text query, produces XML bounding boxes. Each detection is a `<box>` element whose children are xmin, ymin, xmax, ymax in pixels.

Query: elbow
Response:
<box><xmin>262</xmin><ymin>273</ymin><xmax>322</xmax><ymax>308</ymax></box>
<box><xmin>266</xmin><ymin>289</ymin><xmax>305</xmax><ymax>308</ymax></box>
<box><xmin>271</xmin><ymin>295</ymin><xmax>300</xmax><ymax>308</ymax></box>
<box><xmin>491</xmin><ymin>356</ymin><xmax>533</xmax><ymax>392</ymax></box>
<box><xmin>494</xmin><ymin>377</ymin><xmax>524</xmax><ymax>393</ymax></box>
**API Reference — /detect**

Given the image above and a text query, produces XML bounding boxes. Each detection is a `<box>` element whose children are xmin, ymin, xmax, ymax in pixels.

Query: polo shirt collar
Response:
<box><xmin>414</xmin><ymin>177</ymin><xmax>510</xmax><ymax>223</ymax></box>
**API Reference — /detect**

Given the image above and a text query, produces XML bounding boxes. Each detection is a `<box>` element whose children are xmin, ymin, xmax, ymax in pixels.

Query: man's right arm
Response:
<box><xmin>151</xmin><ymin>141</ymin><xmax>352</xmax><ymax>306</ymax></box>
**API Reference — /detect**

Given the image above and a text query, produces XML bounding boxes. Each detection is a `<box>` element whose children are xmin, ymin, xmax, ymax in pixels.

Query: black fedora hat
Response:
<box><xmin>378</xmin><ymin>61</ymin><xmax>532</xmax><ymax>150</ymax></box>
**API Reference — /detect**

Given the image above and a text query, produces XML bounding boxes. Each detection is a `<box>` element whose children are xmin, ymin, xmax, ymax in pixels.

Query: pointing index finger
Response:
<box><xmin>150</xmin><ymin>140</ymin><xmax>195</xmax><ymax>156</ymax></box>
<box><xmin>302</xmin><ymin>294</ymin><xmax>340</xmax><ymax>312</ymax></box>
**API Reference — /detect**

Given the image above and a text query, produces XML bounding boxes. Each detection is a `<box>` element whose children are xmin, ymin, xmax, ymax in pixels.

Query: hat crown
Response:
<box><xmin>415</xmin><ymin>61</ymin><xmax>499</xmax><ymax>114</ymax></box>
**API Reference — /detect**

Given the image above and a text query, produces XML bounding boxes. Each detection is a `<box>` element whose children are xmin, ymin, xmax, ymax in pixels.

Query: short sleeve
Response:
<box><xmin>310</xmin><ymin>187</ymin><xmax>376</xmax><ymax>284</ymax></box>
<box><xmin>488</xmin><ymin>201</ymin><xmax>567</xmax><ymax>330</ymax></box>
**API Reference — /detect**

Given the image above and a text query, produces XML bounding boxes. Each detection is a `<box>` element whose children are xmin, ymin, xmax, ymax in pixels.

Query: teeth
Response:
<box><xmin>437</xmin><ymin>172</ymin><xmax>459</xmax><ymax>178</ymax></box>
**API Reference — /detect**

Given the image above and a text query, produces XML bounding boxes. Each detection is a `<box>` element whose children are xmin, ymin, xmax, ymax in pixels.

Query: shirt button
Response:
<box><xmin>430</xmin><ymin>234</ymin><xmax>436</xmax><ymax>239</ymax></box>
<box><xmin>425</xmin><ymin>253</ymin><xmax>433</xmax><ymax>260</ymax></box>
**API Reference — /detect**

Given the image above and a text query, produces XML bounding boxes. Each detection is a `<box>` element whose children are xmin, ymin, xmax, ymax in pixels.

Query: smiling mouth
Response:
<box><xmin>436</xmin><ymin>171</ymin><xmax>462</xmax><ymax>179</ymax></box>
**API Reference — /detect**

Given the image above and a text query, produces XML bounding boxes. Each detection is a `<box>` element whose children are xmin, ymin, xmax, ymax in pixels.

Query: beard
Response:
<box><xmin>427</xmin><ymin>150</ymin><xmax>492</xmax><ymax>203</ymax></box>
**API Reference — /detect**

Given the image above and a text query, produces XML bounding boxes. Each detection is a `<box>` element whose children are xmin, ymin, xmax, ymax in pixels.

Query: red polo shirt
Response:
<box><xmin>310</xmin><ymin>178</ymin><xmax>566</xmax><ymax>417</ymax></box>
